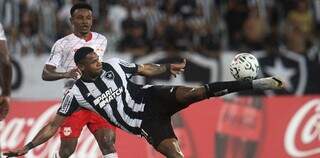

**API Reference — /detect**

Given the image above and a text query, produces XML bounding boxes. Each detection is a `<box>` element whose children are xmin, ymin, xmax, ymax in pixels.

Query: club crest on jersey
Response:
<box><xmin>105</xmin><ymin>71</ymin><xmax>114</xmax><ymax>80</ymax></box>
<box><xmin>63</xmin><ymin>127</ymin><xmax>72</xmax><ymax>136</ymax></box>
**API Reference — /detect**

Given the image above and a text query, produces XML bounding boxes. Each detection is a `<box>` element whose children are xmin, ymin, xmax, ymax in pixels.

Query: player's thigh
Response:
<box><xmin>142</xmin><ymin>116</ymin><xmax>178</xmax><ymax>149</ymax></box>
<box><xmin>87</xmin><ymin>111</ymin><xmax>116</xmax><ymax>144</ymax></box>
<box><xmin>60</xmin><ymin>138</ymin><xmax>78</xmax><ymax>152</ymax></box>
<box><xmin>59</xmin><ymin>110</ymin><xmax>90</xmax><ymax>139</ymax></box>
<box><xmin>148</xmin><ymin>85</ymin><xmax>183</xmax><ymax>115</ymax></box>
<box><xmin>157</xmin><ymin>138</ymin><xmax>184</xmax><ymax>158</ymax></box>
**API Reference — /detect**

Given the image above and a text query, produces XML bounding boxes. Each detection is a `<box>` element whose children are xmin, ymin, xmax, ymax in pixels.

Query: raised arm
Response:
<box><xmin>137</xmin><ymin>59</ymin><xmax>186</xmax><ymax>77</ymax></box>
<box><xmin>4</xmin><ymin>114</ymin><xmax>66</xmax><ymax>157</ymax></box>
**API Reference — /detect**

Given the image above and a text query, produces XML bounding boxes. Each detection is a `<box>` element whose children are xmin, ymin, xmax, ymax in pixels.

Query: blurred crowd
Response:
<box><xmin>1</xmin><ymin>0</ymin><xmax>320</xmax><ymax>95</ymax></box>
<box><xmin>0</xmin><ymin>0</ymin><xmax>319</xmax><ymax>59</ymax></box>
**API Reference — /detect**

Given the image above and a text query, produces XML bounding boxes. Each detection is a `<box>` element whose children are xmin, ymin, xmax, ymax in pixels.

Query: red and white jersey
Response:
<box><xmin>46</xmin><ymin>32</ymin><xmax>107</xmax><ymax>72</ymax></box>
<box><xmin>0</xmin><ymin>23</ymin><xmax>6</xmax><ymax>40</ymax></box>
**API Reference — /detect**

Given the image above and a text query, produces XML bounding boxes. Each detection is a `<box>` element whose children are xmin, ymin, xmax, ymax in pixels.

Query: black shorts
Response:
<box><xmin>141</xmin><ymin>85</ymin><xmax>189</xmax><ymax>148</ymax></box>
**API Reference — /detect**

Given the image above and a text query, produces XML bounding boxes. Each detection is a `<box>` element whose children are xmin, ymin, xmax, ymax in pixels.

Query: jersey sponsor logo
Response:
<box><xmin>105</xmin><ymin>71</ymin><xmax>114</xmax><ymax>80</ymax></box>
<box><xmin>93</xmin><ymin>87</ymin><xmax>123</xmax><ymax>108</ymax></box>
<box><xmin>63</xmin><ymin>127</ymin><xmax>72</xmax><ymax>136</ymax></box>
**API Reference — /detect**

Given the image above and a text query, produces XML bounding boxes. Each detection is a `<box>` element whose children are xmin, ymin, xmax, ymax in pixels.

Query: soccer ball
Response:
<box><xmin>229</xmin><ymin>53</ymin><xmax>260</xmax><ymax>80</ymax></box>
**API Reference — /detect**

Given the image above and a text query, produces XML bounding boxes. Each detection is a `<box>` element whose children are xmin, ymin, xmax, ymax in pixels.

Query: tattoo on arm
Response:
<box><xmin>137</xmin><ymin>63</ymin><xmax>170</xmax><ymax>77</ymax></box>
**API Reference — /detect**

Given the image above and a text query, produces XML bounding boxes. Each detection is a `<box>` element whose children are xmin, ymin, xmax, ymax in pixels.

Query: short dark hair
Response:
<box><xmin>70</xmin><ymin>3</ymin><xmax>93</xmax><ymax>16</ymax></box>
<box><xmin>74</xmin><ymin>47</ymin><xmax>94</xmax><ymax>64</ymax></box>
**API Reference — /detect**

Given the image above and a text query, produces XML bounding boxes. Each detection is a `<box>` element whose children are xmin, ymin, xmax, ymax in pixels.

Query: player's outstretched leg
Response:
<box><xmin>175</xmin><ymin>76</ymin><xmax>284</xmax><ymax>105</ymax></box>
<box><xmin>157</xmin><ymin>138</ymin><xmax>184</xmax><ymax>158</ymax></box>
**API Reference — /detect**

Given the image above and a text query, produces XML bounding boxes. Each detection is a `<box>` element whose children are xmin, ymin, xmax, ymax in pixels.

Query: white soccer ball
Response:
<box><xmin>229</xmin><ymin>53</ymin><xmax>260</xmax><ymax>80</ymax></box>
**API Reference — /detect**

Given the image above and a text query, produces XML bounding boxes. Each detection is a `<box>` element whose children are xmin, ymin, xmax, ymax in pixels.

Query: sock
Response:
<box><xmin>252</xmin><ymin>77</ymin><xmax>282</xmax><ymax>90</ymax></box>
<box><xmin>52</xmin><ymin>151</ymin><xmax>61</xmax><ymax>158</ymax></box>
<box><xmin>204</xmin><ymin>80</ymin><xmax>252</xmax><ymax>98</ymax></box>
<box><xmin>104</xmin><ymin>153</ymin><xmax>118</xmax><ymax>158</ymax></box>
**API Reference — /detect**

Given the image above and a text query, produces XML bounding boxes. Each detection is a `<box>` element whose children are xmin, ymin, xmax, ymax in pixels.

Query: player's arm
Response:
<box><xmin>42</xmin><ymin>64</ymin><xmax>80</xmax><ymax>81</ymax></box>
<box><xmin>0</xmin><ymin>39</ymin><xmax>12</xmax><ymax>96</ymax></box>
<box><xmin>42</xmin><ymin>41</ymin><xmax>81</xmax><ymax>81</ymax></box>
<box><xmin>3</xmin><ymin>114</ymin><xmax>66</xmax><ymax>157</ymax></box>
<box><xmin>0</xmin><ymin>38</ymin><xmax>12</xmax><ymax>121</ymax></box>
<box><xmin>137</xmin><ymin>59</ymin><xmax>186</xmax><ymax>77</ymax></box>
<box><xmin>4</xmin><ymin>91</ymin><xmax>78</xmax><ymax>157</ymax></box>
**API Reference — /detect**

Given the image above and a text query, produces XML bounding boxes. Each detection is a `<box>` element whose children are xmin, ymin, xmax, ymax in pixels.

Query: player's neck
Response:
<box><xmin>81</xmin><ymin>72</ymin><xmax>101</xmax><ymax>82</ymax></box>
<box><xmin>74</xmin><ymin>32</ymin><xmax>91</xmax><ymax>40</ymax></box>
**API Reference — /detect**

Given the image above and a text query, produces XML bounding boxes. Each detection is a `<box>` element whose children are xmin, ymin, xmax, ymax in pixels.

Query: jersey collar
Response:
<box><xmin>73</xmin><ymin>32</ymin><xmax>93</xmax><ymax>42</ymax></box>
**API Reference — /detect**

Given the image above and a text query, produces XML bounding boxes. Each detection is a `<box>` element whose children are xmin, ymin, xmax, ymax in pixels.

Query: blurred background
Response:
<box><xmin>1</xmin><ymin>0</ymin><xmax>320</xmax><ymax>158</ymax></box>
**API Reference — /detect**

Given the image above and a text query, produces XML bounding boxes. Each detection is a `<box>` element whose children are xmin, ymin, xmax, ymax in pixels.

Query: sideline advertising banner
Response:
<box><xmin>1</xmin><ymin>96</ymin><xmax>320</xmax><ymax>158</ymax></box>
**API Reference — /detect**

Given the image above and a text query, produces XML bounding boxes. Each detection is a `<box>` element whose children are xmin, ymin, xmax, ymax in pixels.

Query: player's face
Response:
<box><xmin>81</xmin><ymin>52</ymin><xmax>102</xmax><ymax>77</ymax></box>
<box><xmin>71</xmin><ymin>9</ymin><xmax>93</xmax><ymax>35</ymax></box>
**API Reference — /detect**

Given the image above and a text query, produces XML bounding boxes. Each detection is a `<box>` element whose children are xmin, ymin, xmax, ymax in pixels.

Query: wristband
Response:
<box><xmin>26</xmin><ymin>142</ymin><xmax>35</xmax><ymax>150</ymax></box>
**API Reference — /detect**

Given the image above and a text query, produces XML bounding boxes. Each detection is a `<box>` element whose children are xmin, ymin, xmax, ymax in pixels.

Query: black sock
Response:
<box><xmin>204</xmin><ymin>80</ymin><xmax>253</xmax><ymax>98</ymax></box>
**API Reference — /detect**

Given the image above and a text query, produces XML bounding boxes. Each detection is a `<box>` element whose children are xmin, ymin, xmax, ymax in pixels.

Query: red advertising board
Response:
<box><xmin>1</xmin><ymin>96</ymin><xmax>320</xmax><ymax>158</ymax></box>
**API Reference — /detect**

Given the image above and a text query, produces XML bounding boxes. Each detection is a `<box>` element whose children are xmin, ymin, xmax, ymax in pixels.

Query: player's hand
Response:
<box><xmin>169</xmin><ymin>59</ymin><xmax>186</xmax><ymax>77</ymax></box>
<box><xmin>64</xmin><ymin>68</ymin><xmax>81</xmax><ymax>79</ymax></box>
<box><xmin>3</xmin><ymin>147</ymin><xmax>29</xmax><ymax>157</ymax></box>
<box><xmin>0</xmin><ymin>96</ymin><xmax>10</xmax><ymax>121</ymax></box>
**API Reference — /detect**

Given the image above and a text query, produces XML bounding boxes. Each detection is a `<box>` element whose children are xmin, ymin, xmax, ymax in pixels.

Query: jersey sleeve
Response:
<box><xmin>118</xmin><ymin>59</ymin><xmax>138</xmax><ymax>76</ymax></box>
<box><xmin>96</xmin><ymin>35</ymin><xmax>107</xmax><ymax>61</ymax></box>
<box><xmin>57</xmin><ymin>90</ymin><xmax>79</xmax><ymax>116</ymax></box>
<box><xmin>0</xmin><ymin>23</ymin><xmax>6</xmax><ymax>40</ymax></box>
<box><xmin>46</xmin><ymin>40</ymin><xmax>63</xmax><ymax>67</ymax></box>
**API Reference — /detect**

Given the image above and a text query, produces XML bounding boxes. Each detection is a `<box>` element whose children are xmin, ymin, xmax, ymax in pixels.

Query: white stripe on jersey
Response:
<box><xmin>59</xmin><ymin>91</ymin><xmax>73</xmax><ymax>114</ymax></box>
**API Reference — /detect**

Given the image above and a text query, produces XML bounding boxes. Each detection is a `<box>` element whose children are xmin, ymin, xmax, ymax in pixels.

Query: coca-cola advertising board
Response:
<box><xmin>1</xmin><ymin>96</ymin><xmax>320</xmax><ymax>158</ymax></box>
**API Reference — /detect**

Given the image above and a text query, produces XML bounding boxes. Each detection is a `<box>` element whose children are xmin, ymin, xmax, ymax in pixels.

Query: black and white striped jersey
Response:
<box><xmin>57</xmin><ymin>58</ymin><xmax>147</xmax><ymax>135</ymax></box>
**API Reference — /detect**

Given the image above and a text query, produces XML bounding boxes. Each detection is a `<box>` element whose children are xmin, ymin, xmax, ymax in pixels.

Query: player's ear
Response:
<box><xmin>76</xmin><ymin>62</ymin><xmax>85</xmax><ymax>71</ymax></box>
<box><xmin>78</xmin><ymin>64</ymin><xmax>85</xmax><ymax>71</ymax></box>
<box><xmin>70</xmin><ymin>17</ymin><xmax>73</xmax><ymax>25</ymax></box>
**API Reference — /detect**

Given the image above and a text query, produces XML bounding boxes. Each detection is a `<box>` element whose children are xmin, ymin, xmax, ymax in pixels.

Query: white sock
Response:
<box><xmin>52</xmin><ymin>151</ymin><xmax>61</xmax><ymax>158</ymax></box>
<box><xmin>103</xmin><ymin>153</ymin><xmax>118</xmax><ymax>158</ymax></box>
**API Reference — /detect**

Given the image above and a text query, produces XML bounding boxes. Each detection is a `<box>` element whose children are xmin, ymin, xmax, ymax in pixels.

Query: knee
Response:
<box><xmin>166</xmin><ymin>151</ymin><xmax>184</xmax><ymax>158</ymax></box>
<box><xmin>59</xmin><ymin>147</ymin><xmax>75</xmax><ymax>158</ymax></box>
<box><xmin>97</xmin><ymin>130</ymin><xmax>116</xmax><ymax>154</ymax></box>
<box><xmin>102</xmin><ymin>131</ymin><xmax>116</xmax><ymax>146</ymax></box>
<box><xmin>157</xmin><ymin>139</ymin><xmax>184</xmax><ymax>158</ymax></box>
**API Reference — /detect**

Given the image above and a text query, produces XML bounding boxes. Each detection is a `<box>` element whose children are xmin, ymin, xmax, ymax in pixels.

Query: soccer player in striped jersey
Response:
<box><xmin>0</xmin><ymin>22</ymin><xmax>12</xmax><ymax>121</ymax></box>
<box><xmin>5</xmin><ymin>47</ymin><xmax>284</xmax><ymax>158</ymax></box>
<box><xmin>41</xmin><ymin>3</ymin><xmax>117</xmax><ymax>158</ymax></box>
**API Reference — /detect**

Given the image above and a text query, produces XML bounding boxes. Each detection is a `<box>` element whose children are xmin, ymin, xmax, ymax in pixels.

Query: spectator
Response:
<box><xmin>194</xmin><ymin>22</ymin><xmax>221</xmax><ymax>58</ymax></box>
<box><xmin>242</xmin><ymin>6</ymin><xmax>268</xmax><ymax>51</ymax></box>
<box><xmin>287</xmin><ymin>0</ymin><xmax>314</xmax><ymax>38</ymax></box>
<box><xmin>224</xmin><ymin>0</ymin><xmax>249</xmax><ymax>50</ymax></box>
<box><xmin>118</xmin><ymin>16</ymin><xmax>149</xmax><ymax>56</ymax></box>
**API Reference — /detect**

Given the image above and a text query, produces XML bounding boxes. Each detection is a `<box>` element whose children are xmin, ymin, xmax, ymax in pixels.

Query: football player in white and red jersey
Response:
<box><xmin>0</xmin><ymin>22</ymin><xmax>12</xmax><ymax>121</ymax></box>
<box><xmin>41</xmin><ymin>3</ymin><xmax>117</xmax><ymax>158</ymax></box>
